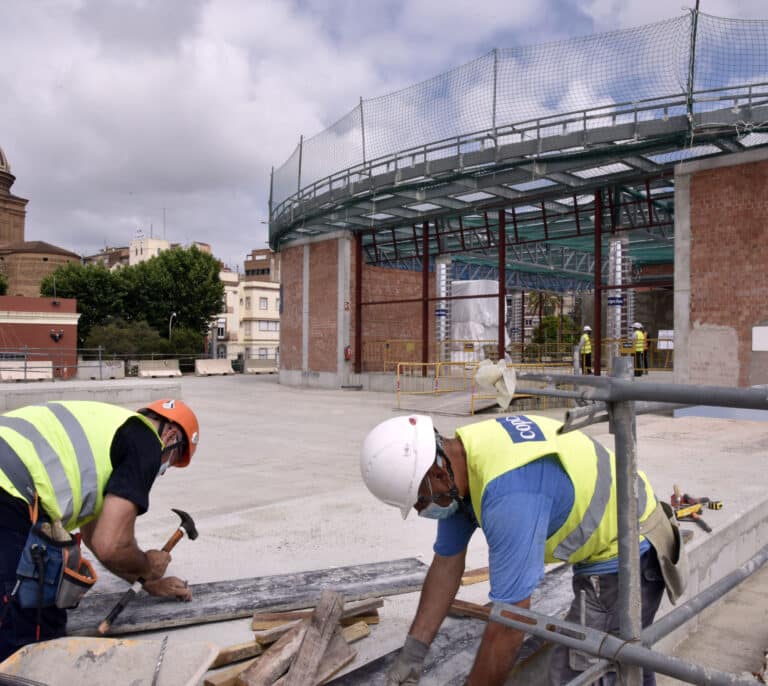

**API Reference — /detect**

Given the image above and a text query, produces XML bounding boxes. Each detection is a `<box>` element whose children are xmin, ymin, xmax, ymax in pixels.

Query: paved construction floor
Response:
<box><xmin>76</xmin><ymin>374</ymin><xmax>768</xmax><ymax>683</ymax></box>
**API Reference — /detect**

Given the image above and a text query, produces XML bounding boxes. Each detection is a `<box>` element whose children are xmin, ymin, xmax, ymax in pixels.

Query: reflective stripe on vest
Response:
<box><xmin>0</xmin><ymin>401</ymin><xmax>161</xmax><ymax>528</ymax></box>
<box><xmin>553</xmin><ymin>436</ymin><xmax>611</xmax><ymax>559</ymax></box>
<box><xmin>634</xmin><ymin>330</ymin><xmax>645</xmax><ymax>352</ymax></box>
<box><xmin>458</xmin><ymin>414</ymin><xmax>656</xmax><ymax>565</ymax></box>
<box><xmin>0</xmin><ymin>415</ymin><xmax>76</xmax><ymax>521</ymax></box>
<box><xmin>580</xmin><ymin>333</ymin><xmax>592</xmax><ymax>354</ymax></box>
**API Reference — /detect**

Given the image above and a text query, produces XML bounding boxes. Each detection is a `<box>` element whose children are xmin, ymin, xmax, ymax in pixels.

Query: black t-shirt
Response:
<box><xmin>0</xmin><ymin>417</ymin><xmax>162</xmax><ymax>533</ymax></box>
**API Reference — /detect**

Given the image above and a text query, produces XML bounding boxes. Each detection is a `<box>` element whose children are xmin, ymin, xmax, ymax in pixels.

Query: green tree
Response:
<box><xmin>123</xmin><ymin>246</ymin><xmax>224</xmax><ymax>338</ymax></box>
<box><xmin>169</xmin><ymin>327</ymin><xmax>206</xmax><ymax>355</ymax></box>
<box><xmin>40</xmin><ymin>263</ymin><xmax>126</xmax><ymax>344</ymax></box>
<box><xmin>533</xmin><ymin>314</ymin><xmax>578</xmax><ymax>345</ymax></box>
<box><xmin>84</xmin><ymin>319</ymin><xmax>171</xmax><ymax>356</ymax></box>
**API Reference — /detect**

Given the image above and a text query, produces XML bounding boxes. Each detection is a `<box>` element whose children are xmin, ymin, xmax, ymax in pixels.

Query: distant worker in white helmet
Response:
<box><xmin>577</xmin><ymin>325</ymin><xmax>592</xmax><ymax>374</ymax></box>
<box><xmin>632</xmin><ymin>322</ymin><xmax>647</xmax><ymax>377</ymax></box>
<box><xmin>360</xmin><ymin>413</ymin><xmax>687</xmax><ymax>686</ymax></box>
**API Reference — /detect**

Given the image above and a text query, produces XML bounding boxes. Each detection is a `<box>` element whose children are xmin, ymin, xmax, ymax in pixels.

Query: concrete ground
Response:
<box><xmin>76</xmin><ymin>374</ymin><xmax>768</xmax><ymax>683</ymax></box>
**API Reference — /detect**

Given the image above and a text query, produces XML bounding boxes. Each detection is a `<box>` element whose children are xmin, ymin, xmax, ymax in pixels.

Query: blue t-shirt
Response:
<box><xmin>433</xmin><ymin>455</ymin><xmax>574</xmax><ymax>604</ymax></box>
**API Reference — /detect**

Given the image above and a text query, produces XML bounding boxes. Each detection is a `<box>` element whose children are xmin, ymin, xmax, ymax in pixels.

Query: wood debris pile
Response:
<box><xmin>204</xmin><ymin>592</ymin><xmax>382</xmax><ymax>686</ymax></box>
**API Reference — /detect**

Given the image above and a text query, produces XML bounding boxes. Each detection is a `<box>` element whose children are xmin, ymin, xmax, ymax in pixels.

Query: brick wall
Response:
<box><xmin>352</xmin><ymin>259</ymin><xmax>435</xmax><ymax>371</ymax></box>
<box><xmin>689</xmin><ymin>158</ymin><xmax>768</xmax><ymax>386</ymax></box>
<box><xmin>2</xmin><ymin>253</ymin><xmax>77</xmax><ymax>297</ymax></box>
<box><xmin>279</xmin><ymin>246</ymin><xmax>303</xmax><ymax>370</ymax></box>
<box><xmin>308</xmin><ymin>239</ymin><xmax>338</xmax><ymax>372</ymax></box>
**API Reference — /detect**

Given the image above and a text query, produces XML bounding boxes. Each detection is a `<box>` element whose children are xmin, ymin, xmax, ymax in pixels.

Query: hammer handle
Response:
<box><xmin>162</xmin><ymin>528</ymin><xmax>184</xmax><ymax>553</ymax></box>
<box><xmin>98</xmin><ymin>528</ymin><xmax>185</xmax><ymax>634</ymax></box>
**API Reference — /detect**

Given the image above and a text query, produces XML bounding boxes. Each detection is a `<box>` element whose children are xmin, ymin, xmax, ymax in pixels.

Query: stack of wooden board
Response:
<box><xmin>204</xmin><ymin>593</ymin><xmax>382</xmax><ymax>686</ymax></box>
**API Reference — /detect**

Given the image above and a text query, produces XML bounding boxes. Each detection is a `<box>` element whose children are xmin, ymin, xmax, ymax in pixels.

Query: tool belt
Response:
<box><xmin>640</xmin><ymin>500</ymin><xmax>689</xmax><ymax>604</ymax></box>
<box><xmin>0</xmin><ymin>441</ymin><xmax>98</xmax><ymax>611</ymax></box>
<box><xmin>15</xmin><ymin>518</ymin><xmax>97</xmax><ymax>610</ymax></box>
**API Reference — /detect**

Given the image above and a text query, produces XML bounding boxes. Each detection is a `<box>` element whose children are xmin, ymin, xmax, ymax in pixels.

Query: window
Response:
<box><xmin>275</xmin><ymin>297</ymin><xmax>280</xmax><ymax>311</ymax></box>
<box><xmin>258</xmin><ymin>320</ymin><xmax>279</xmax><ymax>331</ymax></box>
<box><xmin>245</xmin><ymin>347</ymin><xmax>251</xmax><ymax>359</ymax></box>
<box><xmin>245</xmin><ymin>296</ymin><xmax>251</xmax><ymax>310</ymax></box>
<box><xmin>258</xmin><ymin>348</ymin><xmax>268</xmax><ymax>359</ymax></box>
<box><xmin>259</xmin><ymin>297</ymin><xmax>268</xmax><ymax>310</ymax></box>
<box><xmin>244</xmin><ymin>322</ymin><xmax>252</xmax><ymax>336</ymax></box>
<box><xmin>217</xmin><ymin>323</ymin><xmax>225</xmax><ymax>338</ymax></box>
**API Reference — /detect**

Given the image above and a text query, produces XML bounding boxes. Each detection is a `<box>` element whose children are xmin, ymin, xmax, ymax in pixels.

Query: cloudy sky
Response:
<box><xmin>0</xmin><ymin>0</ymin><xmax>765</xmax><ymax>270</ymax></box>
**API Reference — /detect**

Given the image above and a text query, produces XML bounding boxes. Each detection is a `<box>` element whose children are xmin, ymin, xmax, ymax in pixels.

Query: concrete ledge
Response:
<box><xmin>195</xmin><ymin>359</ymin><xmax>234</xmax><ymax>376</ymax></box>
<box><xmin>244</xmin><ymin>359</ymin><xmax>278</xmax><ymax>374</ymax></box>
<box><xmin>137</xmin><ymin>359</ymin><xmax>182</xmax><ymax>378</ymax></box>
<box><xmin>0</xmin><ymin>360</ymin><xmax>53</xmax><ymax>382</ymax></box>
<box><xmin>75</xmin><ymin>359</ymin><xmax>126</xmax><ymax>381</ymax></box>
<box><xmin>0</xmin><ymin>379</ymin><xmax>182</xmax><ymax>411</ymax></box>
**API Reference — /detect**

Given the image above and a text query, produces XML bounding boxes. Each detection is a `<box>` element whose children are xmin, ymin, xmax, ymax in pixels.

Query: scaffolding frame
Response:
<box><xmin>496</xmin><ymin>357</ymin><xmax>768</xmax><ymax>685</ymax></box>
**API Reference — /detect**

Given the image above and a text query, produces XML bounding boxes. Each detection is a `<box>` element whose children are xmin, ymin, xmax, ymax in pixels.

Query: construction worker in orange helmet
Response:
<box><xmin>0</xmin><ymin>399</ymin><xmax>199</xmax><ymax>660</ymax></box>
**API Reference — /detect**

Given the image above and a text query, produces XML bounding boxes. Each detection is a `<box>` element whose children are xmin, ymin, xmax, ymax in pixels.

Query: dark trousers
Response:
<box><xmin>582</xmin><ymin>353</ymin><xmax>592</xmax><ymax>375</ymax></box>
<box><xmin>0</xmin><ymin>526</ymin><xmax>67</xmax><ymax>661</ymax></box>
<box><xmin>634</xmin><ymin>351</ymin><xmax>644</xmax><ymax>377</ymax></box>
<box><xmin>548</xmin><ymin>549</ymin><xmax>666</xmax><ymax>685</ymax></box>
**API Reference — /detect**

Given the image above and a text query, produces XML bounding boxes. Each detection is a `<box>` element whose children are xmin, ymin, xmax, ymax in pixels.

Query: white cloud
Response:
<box><xmin>0</xmin><ymin>0</ymin><xmax>765</xmax><ymax>265</ymax></box>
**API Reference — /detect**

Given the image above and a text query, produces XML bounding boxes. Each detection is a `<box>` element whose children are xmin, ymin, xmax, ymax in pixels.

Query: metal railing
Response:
<box><xmin>493</xmin><ymin>358</ymin><xmax>768</xmax><ymax>685</ymax></box>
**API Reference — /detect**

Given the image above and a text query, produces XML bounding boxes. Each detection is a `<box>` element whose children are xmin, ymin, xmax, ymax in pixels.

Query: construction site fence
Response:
<box><xmin>0</xmin><ymin>346</ymin><xmax>275</xmax><ymax>381</ymax></box>
<box><xmin>272</xmin><ymin>13</ymin><xmax>768</xmax><ymax>219</ymax></box>
<box><xmin>366</xmin><ymin>338</ymin><xmax>672</xmax><ymax>373</ymax></box>
<box><xmin>396</xmin><ymin>361</ymin><xmax>575</xmax><ymax>414</ymax></box>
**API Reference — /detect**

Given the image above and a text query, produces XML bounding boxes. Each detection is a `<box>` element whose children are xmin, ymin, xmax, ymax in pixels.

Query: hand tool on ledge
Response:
<box><xmin>677</xmin><ymin>506</ymin><xmax>712</xmax><ymax>533</ymax></box>
<box><xmin>97</xmin><ymin>508</ymin><xmax>198</xmax><ymax>635</ymax></box>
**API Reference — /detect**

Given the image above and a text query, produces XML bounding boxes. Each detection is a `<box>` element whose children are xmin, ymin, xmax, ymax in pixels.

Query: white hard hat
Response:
<box><xmin>633</xmin><ymin>322</ymin><xmax>643</xmax><ymax>329</ymax></box>
<box><xmin>360</xmin><ymin>414</ymin><xmax>436</xmax><ymax>519</ymax></box>
<box><xmin>583</xmin><ymin>325</ymin><xmax>592</xmax><ymax>332</ymax></box>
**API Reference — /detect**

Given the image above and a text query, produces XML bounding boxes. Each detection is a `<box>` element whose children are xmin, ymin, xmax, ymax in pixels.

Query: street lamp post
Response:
<box><xmin>168</xmin><ymin>311</ymin><xmax>177</xmax><ymax>340</ymax></box>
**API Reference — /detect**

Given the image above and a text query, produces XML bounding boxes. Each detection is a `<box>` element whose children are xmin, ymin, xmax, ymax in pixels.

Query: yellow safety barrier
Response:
<box><xmin>470</xmin><ymin>362</ymin><xmax>575</xmax><ymax>415</ymax></box>
<box><xmin>396</xmin><ymin>361</ymin><xmax>475</xmax><ymax>409</ymax></box>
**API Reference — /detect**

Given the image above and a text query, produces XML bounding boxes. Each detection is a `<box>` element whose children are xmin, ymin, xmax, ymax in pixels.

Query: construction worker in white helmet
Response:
<box><xmin>360</xmin><ymin>413</ymin><xmax>687</xmax><ymax>686</ymax></box>
<box><xmin>632</xmin><ymin>322</ymin><xmax>646</xmax><ymax>377</ymax></box>
<box><xmin>577</xmin><ymin>325</ymin><xmax>592</xmax><ymax>374</ymax></box>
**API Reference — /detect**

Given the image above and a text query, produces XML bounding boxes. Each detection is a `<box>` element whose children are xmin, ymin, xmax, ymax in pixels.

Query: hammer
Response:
<box><xmin>97</xmin><ymin>508</ymin><xmax>198</xmax><ymax>635</ymax></box>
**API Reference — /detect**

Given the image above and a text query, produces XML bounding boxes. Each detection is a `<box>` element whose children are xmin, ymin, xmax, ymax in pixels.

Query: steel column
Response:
<box><xmin>593</xmin><ymin>189</ymin><xmax>603</xmax><ymax>375</ymax></box>
<box><xmin>422</xmin><ymin>221</ymin><xmax>430</xmax><ymax>375</ymax></box>
<box><xmin>610</xmin><ymin>356</ymin><xmax>642</xmax><ymax>686</ymax></box>
<box><xmin>498</xmin><ymin>210</ymin><xmax>507</xmax><ymax>362</ymax></box>
<box><xmin>354</xmin><ymin>233</ymin><xmax>363</xmax><ymax>374</ymax></box>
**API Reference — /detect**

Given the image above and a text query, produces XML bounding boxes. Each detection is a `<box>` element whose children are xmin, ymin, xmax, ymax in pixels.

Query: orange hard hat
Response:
<box><xmin>142</xmin><ymin>398</ymin><xmax>199</xmax><ymax>466</ymax></box>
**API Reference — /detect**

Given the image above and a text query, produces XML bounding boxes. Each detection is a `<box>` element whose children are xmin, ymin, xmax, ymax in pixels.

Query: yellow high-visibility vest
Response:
<box><xmin>580</xmin><ymin>333</ymin><xmax>592</xmax><ymax>354</ymax></box>
<box><xmin>0</xmin><ymin>401</ymin><xmax>161</xmax><ymax>530</ymax></box>
<box><xmin>634</xmin><ymin>329</ymin><xmax>646</xmax><ymax>353</ymax></box>
<box><xmin>457</xmin><ymin>414</ymin><xmax>656</xmax><ymax>564</ymax></box>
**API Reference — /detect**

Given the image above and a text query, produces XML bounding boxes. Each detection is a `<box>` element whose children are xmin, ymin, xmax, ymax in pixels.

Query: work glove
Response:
<box><xmin>385</xmin><ymin>635</ymin><xmax>429</xmax><ymax>685</ymax></box>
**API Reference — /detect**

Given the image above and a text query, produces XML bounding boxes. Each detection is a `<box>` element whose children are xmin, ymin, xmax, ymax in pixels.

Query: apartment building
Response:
<box><xmin>239</xmin><ymin>249</ymin><xmax>280</xmax><ymax>363</ymax></box>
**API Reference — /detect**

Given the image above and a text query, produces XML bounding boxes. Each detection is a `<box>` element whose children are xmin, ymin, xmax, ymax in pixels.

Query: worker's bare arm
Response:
<box><xmin>466</xmin><ymin>596</ymin><xmax>530</xmax><ymax>686</ymax></box>
<box><xmin>81</xmin><ymin>494</ymin><xmax>169</xmax><ymax>582</ymax></box>
<box><xmin>408</xmin><ymin>550</ymin><xmax>467</xmax><ymax>645</ymax></box>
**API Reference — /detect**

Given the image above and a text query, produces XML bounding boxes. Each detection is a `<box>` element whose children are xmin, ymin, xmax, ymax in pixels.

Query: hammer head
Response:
<box><xmin>171</xmin><ymin>507</ymin><xmax>199</xmax><ymax>540</ymax></box>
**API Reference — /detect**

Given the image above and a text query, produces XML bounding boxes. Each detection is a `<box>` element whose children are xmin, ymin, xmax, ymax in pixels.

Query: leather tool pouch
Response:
<box><xmin>15</xmin><ymin>523</ymin><xmax>97</xmax><ymax>610</ymax></box>
<box><xmin>641</xmin><ymin>501</ymin><xmax>689</xmax><ymax>604</ymax></box>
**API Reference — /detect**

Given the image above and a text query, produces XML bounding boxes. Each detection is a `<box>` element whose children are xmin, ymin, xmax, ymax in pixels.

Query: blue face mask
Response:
<box><xmin>419</xmin><ymin>499</ymin><xmax>459</xmax><ymax>520</ymax></box>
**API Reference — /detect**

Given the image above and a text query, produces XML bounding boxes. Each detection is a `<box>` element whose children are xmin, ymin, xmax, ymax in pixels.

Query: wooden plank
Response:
<box><xmin>204</xmin><ymin>657</ymin><xmax>260</xmax><ymax>686</ymax></box>
<box><xmin>252</xmin><ymin>611</ymin><xmax>378</xmax><ymax>632</ymax></box>
<box><xmin>69</xmin><ymin>558</ymin><xmax>425</xmax><ymax>636</ymax></box>
<box><xmin>449</xmin><ymin>598</ymin><xmax>491</xmax><ymax>621</ymax></box>
<box><xmin>251</xmin><ymin>598</ymin><xmax>382</xmax><ymax>631</ymax></box>
<box><xmin>460</xmin><ymin>567</ymin><xmax>489</xmax><ymax>586</ymax></box>
<box><xmin>282</xmin><ymin>590</ymin><xmax>344</xmax><ymax>686</ymax></box>
<box><xmin>254</xmin><ymin>618</ymin><xmax>371</xmax><ymax>649</ymax></box>
<box><xmin>254</xmin><ymin>621</ymin><xmax>302</xmax><ymax>647</ymax></box>
<box><xmin>340</xmin><ymin>620</ymin><xmax>370</xmax><ymax>644</ymax></box>
<box><xmin>236</xmin><ymin>621</ymin><xmax>308</xmax><ymax>686</ymax></box>
<box><xmin>274</xmin><ymin>626</ymin><xmax>355</xmax><ymax>686</ymax></box>
<box><xmin>211</xmin><ymin>640</ymin><xmax>263</xmax><ymax>669</ymax></box>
